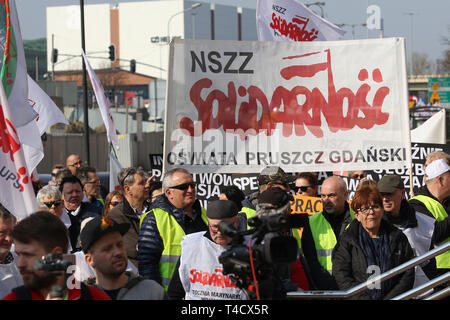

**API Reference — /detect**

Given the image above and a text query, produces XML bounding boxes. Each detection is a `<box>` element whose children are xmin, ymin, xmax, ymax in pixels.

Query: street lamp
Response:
<box><xmin>167</xmin><ymin>3</ymin><xmax>202</xmax><ymax>43</ymax></box>
<box><xmin>403</xmin><ymin>12</ymin><xmax>414</xmax><ymax>75</ymax></box>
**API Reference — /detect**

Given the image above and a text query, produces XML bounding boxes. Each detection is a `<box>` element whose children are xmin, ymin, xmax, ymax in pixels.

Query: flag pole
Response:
<box><xmin>80</xmin><ymin>0</ymin><xmax>90</xmax><ymax>165</ymax></box>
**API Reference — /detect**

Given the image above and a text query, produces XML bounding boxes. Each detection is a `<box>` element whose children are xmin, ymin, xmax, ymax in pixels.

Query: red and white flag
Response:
<box><xmin>256</xmin><ymin>0</ymin><xmax>344</xmax><ymax>42</ymax></box>
<box><xmin>82</xmin><ymin>51</ymin><xmax>119</xmax><ymax>148</ymax></box>
<box><xmin>0</xmin><ymin>80</ymin><xmax>38</xmax><ymax>219</ymax></box>
<box><xmin>1</xmin><ymin>0</ymin><xmax>45</xmax><ymax>181</ymax></box>
<box><xmin>27</xmin><ymin>75</ymin><xmax>69</xmax><ymax>135</ymax></box>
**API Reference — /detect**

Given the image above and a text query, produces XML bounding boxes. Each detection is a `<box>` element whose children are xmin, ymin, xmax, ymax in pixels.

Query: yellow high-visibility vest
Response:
<box><xmin>139</xmin><ymin>207</ymin><xmax>207</xmax><ymax>290</ymax></box>
<box><xmin>410</xmin><ymin>195</ymin><xmax>450</xmax><ymax>269</ymax></box>
<box><xmin>309</xmin><ymin>210</ymin><xmax>354</xmax><ymax>272</ymax></box>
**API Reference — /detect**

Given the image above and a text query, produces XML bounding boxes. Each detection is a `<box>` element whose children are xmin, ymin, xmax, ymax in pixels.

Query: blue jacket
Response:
<box><xmin>137</xmin><ymin>195</ymin><xmax>207</xmax><ymax>284</ymax></box>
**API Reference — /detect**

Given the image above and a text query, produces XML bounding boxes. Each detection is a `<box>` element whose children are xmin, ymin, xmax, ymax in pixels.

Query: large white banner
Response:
<box><xmin>256</xmin><ymin>0</ymin><xmax>344</xmax><ymax>42</ymax></box>
<box><xmin>164</xmin><ymin>38</ymin><xmax>411</xmax><ymax>174</ymax></box>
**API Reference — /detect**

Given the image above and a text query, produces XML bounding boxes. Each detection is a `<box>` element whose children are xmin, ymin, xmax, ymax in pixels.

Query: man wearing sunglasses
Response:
<box><xmin>37</xmin><ymin>185</ymin><xmax>74</xmax><ymax>253</ymax></box>
<box><xmin>138</xmin><ymin>168</ymin><xmax>208</xmax><ymax>290</ymax></box>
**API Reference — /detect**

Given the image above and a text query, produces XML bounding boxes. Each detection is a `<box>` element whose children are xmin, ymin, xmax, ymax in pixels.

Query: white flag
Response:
<box><xmin>82</xmin><ymin>51</ymin><xmax>119</xmax><ymax>148</ymax></box>
<box><xmin>256</xmin><ymin>0</ymin><xmax>345</xmax><ymax>42</ymax></box>
<box><xmin>0</xmin><ymin>0</ymin><xmax>45</xmax><ymax>178</ymax></box>
<box><xmin>411</xmin><ymin>109</ymin><xmax>446</xmax><ymax>144</ymax></box>
<box><xmin>109</xmin><ymin>151</ymin><xmax>122</xmax><ymax>192</ymax></box>
<box><xmin>27</xmin><ymin>75</ymin><xmax>69</xmax><ymax>135</ymax></box>
<box><xmin>0</xmin><ymin>0</ymin><xmax>38</xmax><ymax>127</ymax></box>
<box><xmin>0</xmin><ymin>80</ymin><xmax>38</xmax><ymax>220</ymax></box>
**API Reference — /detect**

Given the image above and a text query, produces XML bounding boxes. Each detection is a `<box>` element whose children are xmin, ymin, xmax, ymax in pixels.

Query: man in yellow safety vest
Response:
<box><xmin>301</xmin><ymin>176</ymin><xmax>354</xmax><ymax>290</ymax></box>
<box><xmin>138</xmin><ymin>168</ymin><xmax>208</xmax><ymax>290</ymax></box>
<box><xmin>409</xmin><ymin>158</ymin><xmax>450</xmax><ymax>277</ymax></box>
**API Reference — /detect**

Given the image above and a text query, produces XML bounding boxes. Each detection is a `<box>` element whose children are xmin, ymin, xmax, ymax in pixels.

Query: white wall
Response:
<box><xmin>47</xmin><ymin>4</ymin><xmax>111</xmax><ymax>71</ymax></box>
<box><xmin>46</xmin><ymin>1</ymin><xmax>257</xmax><ymax>80</ymax></box>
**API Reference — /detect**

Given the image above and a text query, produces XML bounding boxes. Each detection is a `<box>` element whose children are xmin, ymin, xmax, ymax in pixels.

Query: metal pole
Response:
<box><xmin>210</xmin><ymin>4</ymin><xmax>215</xmax><ymax>40</ymax></box>
<box><xmin>35</xmin><ymin>56</ymin><xmax>38</xmax><ymax>81</ymax></box>
<box><xmin>287</xmin><ymin>241</ymin><xmax>450</xmax><ymax>299</ymax></box>
<box><xmin>51</xmin><ymin>34</ymin><xmax>55</xmax><ymax>80</ymax></box>
<box><xmin>80</xmin><ymin>0</ymin><xmax>90</xmax><ymax>165</ymax></box>
<box><xmin>237</xmin><ymin>7</ymin><xmax>242</xmax><ymax>41</ymax></box>
<box><xmin>391</xmin><ymin>272</ymin><xmax>450</xmax><ymax>300</ymax></box>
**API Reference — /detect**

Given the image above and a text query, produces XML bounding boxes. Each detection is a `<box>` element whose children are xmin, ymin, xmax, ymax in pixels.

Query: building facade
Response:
<box><xmin>46</xmin><ymin>0</ymin><xmax>257</xmax><ymax>80</ymax></box>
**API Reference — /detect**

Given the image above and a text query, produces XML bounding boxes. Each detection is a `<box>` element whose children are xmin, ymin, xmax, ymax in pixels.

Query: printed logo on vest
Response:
<box><xmin>189</xmin><ymin>268</ymin><xmax>237</xmax><ymax>288</ymax></box>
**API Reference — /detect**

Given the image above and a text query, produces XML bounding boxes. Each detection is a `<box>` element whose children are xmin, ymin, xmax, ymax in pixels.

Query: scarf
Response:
<box><xmin>358</xmin><ymin>223</ymin><xmax>391</xmax><ymax>300</ymax></box>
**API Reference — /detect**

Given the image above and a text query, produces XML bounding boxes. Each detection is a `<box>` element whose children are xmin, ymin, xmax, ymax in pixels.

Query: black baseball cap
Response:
<box><xmin>80</xmin><ymin>216</ymin><xmax>130</xmax><ymax>253</ymax></box>
<box><xmin>377</xmin><ymin>174</ymin><xmax>405</xmax><ymax>193</ymax></box>
<box><xmin>206</xmin><ymin>200</ymin><xmax>239</xmax><ymax>219</ymax></box>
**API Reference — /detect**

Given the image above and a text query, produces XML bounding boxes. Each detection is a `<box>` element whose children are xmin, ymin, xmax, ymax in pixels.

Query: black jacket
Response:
<box><xmin>332</xmin><ymin>219</ymin><xmax>415</xmax><ymax>300</ymax></box>
<box><xmin>68</xmin><ymin>202</ymin><xmax>102</xmax><ymax>252</ymax></box>
<box><xmin>106</xmin><ymin>198</ymin><xmax>141</xmax><ymax>267</ymax></box>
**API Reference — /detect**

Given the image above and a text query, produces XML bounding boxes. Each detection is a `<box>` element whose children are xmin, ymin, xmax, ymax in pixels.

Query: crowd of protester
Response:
<box><xmin>0</xmin><ymin>151</ymin><xmax>449</xmax><ymax>300</ymax></box>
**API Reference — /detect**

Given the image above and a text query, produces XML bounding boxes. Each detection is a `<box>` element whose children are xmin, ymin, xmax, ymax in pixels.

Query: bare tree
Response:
<box><xmin>411</xmin><ymin>52</ymin><xmax>433</xmax><ymax>75</ymax></box>
<box><xmin>440</xmin><ymin>50</ymin><xmax>450</xmax><ymax>73</ymax></box>
<box><xmin>439</xmin><ymin>25</ymin><xmax>450</xmax><ymax>73</ymax></box>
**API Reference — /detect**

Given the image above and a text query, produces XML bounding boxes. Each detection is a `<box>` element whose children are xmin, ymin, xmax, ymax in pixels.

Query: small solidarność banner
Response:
<box><xmin>163</xmin><ymin>38</ymin><xmax>411</xmax><ymax>175</ymax></box>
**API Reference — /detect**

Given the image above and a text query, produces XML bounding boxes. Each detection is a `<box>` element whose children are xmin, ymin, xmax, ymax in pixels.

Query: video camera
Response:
<box><xmin>218</xmin><ymin>213</ymin><xmax>307</xmax><ymax>300</ymax></box>
<box><xmin>34</xmin><ymin>253</ymin><xmax>76</xmax><ymax>299</ymax></box>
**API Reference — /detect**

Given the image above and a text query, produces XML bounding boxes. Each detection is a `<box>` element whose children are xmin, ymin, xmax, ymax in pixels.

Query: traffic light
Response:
<box><xmin>130</xmin><ymin>59</ymin><xmax>136</xmax><ymax>73</ymax></box>
<box><xmin>51</xmin><ymin>48</ymin><xmax>58</xmax><ymax>64</ymax></box>
<box><xmin>108</xmin><ymin>45</ymin><xmax>115</xmax><ymax>61</ymax></box>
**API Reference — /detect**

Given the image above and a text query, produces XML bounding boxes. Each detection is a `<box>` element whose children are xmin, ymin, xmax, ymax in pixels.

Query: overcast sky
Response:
<box><xmin>16</xmin><ymin>0</ymin><xmax>450</xmax><ymax>64</ymax></box>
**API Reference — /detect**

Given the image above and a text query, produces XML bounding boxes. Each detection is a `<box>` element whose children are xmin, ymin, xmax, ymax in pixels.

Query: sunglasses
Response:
<box><xmin>43</xmin><ymin>200</ymin><xmax>62</xmax><ymax>208</ymax></box>
<box><xmin>294</xmin><ymin>185</ymin><xmax>311</xmax><ymax>192</ymax></box>
<box><xmin>169</xmin><ymin>182</ymin><xmax>196</xmax><ymax>190</ymax></box>
<box><xmin>110</xmin><ymin>201</ymin><xmax>122</xmax><ymax>207</ymax></box>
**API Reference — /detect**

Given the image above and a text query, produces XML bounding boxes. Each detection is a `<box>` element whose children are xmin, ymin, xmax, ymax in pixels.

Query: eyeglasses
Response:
<box><xmin>110</xmin><ymin>201</ymin><xmax>122</xmax><ymax>207</ymax></box>
<box><xmin>294</xmin><ymin>185</ymin><xmax>311</xmax><ymax>192</ymax></box>
<box><xmin>68</xmin><ymin>160</ymin><xmax>83</xmax><ymax>167</ymax></box>
<box><xmin>43</xmin><ymin>200</ymin><xmax>62</xmax><ymax>208</ymax></box>
<box><xmin>357</xmin><ymin>205</ymin><xmax>382</xmax><ymax>215</ymax></box>
<box><xmin>169</xmin><ymin>182</ymin><xmax>196</xmax><ymax>190</ymax></box>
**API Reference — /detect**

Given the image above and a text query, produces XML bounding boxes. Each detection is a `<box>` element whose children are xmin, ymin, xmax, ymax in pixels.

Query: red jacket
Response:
<box><xmin>2</xmin><ymin>286</ymin><xmax>110</xmax><ymax>300</ymax></box>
